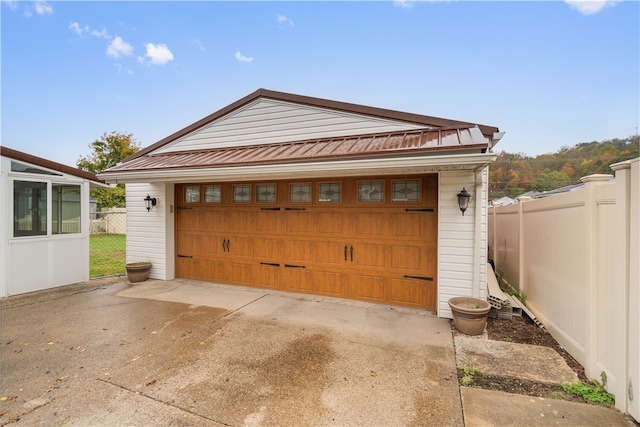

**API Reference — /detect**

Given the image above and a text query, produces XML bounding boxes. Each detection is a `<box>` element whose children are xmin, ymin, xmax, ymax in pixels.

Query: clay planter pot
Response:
<box><xmin>448</xmin><ymin>297</ymin><xmax>491</xmax><ymax>336</ymax></box>
<box><xmin>125</xmin><ymin>262</ymin><xmax>152</xmax><ymax>283</ymax></box>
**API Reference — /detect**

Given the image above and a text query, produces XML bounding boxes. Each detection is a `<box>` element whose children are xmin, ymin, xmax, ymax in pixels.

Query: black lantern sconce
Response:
<box><xmin>144</xmin><ymin>194</ymin><xmax>157</xmax><ymax>212</ymax></box>
<box><xmin>456</xmin><ymin>187</ymin><xmax>471</xmax><ymax>216</ymax></box>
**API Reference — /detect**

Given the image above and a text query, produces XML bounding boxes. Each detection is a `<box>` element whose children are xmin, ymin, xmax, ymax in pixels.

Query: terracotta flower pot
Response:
<box><xmin>125</xmin><ymin>262</ymin><xmax>152</xmax><ymax>283</ymax></box>
<box><xmin>448</xmin><ymin>297</ymin><xmax>491</xmax><ymax>335</ymax></box>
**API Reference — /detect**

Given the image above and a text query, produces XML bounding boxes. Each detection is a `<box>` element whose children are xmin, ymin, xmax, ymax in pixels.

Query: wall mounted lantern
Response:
<box><xmin>456</xmin><ymin>187</ymin><xmax>471</xmax><ymax>216</ymax></box>
<box><xmin>144</xmin><ymin>194</ymin><xmax>157</xmax><ymax>212</ymax></box>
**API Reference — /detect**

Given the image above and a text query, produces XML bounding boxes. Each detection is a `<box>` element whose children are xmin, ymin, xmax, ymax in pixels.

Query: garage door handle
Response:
<box><xmin>405</xmin><ymin>208</ymin><xmax>434</xmax><ymax>212</ymax></box>
<box><xmin>344</xmin><ymin>245</ymin><xmax>348</xmax><ymax>261</ymax></box>
<box><xmin>226</xmin><ymin>239</ymin><xmax>230</xmax><ymax>252</ymax></box>
<box><xmin>222</xmin><ymin>239</ymin><xmax>227</xmax><ymax>251</ymax></box>
<box><xmin>403</xmin><ymin>275</ymin><xmax>433</xmax><ymax>281</ymax></box>
<box><xmin>350</xmin><ymin>245</ymin><xmax>354</xmax><ymax>262</ymax></box>
<box><xmin>284</xmin><ymin>264</ymin><xmax>306</xmax><ymax>269</ymax></box>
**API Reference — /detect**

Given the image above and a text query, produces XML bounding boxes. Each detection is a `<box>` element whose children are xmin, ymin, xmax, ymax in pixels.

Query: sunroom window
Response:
<box><xmin>13</xmin><ymin>181</ymin><xmax>47</xmax><ymax>237</ymax></box>
<box><xmin>52</xmin><ymin>184</ymin><xmax>81</xmax><ymax>234</ymax></box>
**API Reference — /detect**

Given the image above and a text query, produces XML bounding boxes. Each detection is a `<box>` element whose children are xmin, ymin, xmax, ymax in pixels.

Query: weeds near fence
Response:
<box><xmin>90</xmin><ymin>234</ymin><xmax>126</xmax><ymax>278</ymax></box>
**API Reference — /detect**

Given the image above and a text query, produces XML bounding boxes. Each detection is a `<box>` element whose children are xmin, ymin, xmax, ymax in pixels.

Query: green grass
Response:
<box><xmin>90</xmin><ymin>234</ymin><xmax>126</xmax><ymax>278</ymax></box>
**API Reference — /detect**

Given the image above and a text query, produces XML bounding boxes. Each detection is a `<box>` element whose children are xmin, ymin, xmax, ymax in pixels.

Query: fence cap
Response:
<box><xmin>580</xmin><ymin>174</ymin><xmax>613</xmax><ymax>184</ymax></box>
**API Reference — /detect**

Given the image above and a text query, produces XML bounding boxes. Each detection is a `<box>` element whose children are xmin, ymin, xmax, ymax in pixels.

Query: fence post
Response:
<box><xmin>581</xmin><ymin>174</ymin><xmax>614</xmax><ymax>383</ymax></box>
<box><xmin>516</xmin><ymin>196</ymin><xmax>532</xmax><ymax>294</ymax></box>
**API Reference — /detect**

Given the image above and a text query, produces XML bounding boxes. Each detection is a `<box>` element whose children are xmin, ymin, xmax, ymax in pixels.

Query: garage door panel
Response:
<box><xmin>353</xmin><ymin>212</ymin><xmax>386</xmax><ymax>237</ymax></box>
<box><xmin>201</xmin><ymin>259</ymin><xmax>225</xmax><ymax>282</ymax></box>
<box><xmin>230</xmin><ymin>262</ymin><xmax>253</xmax><ymax>285</ymax></box>
<box><xmin>256</xmin><ymin>210</ymin><xmax>279</xmax><ymax>233</ymax></box>
<box><xmin>254</xmin><ymin>264</ymin><xmax>279</xmax><ymax>289</ymax></box>
<box><xmin>177</xmin><ymin>209</ymin><xmax>199</xmax><ymax>230</ymax></box>
<box><xmin>313</xmin><ymin>241</ymin><xmax>347</xmax><ymax>266</ymax></box>
<box><xmin>229</xmin><ymin>211</ymin><xmax>255</xmax><ymax>232</ymax></box>
<box><xmin>253</xmin><ymin>238</ymin><xmax>281</xmax><ymax>262</ymax></box>
<box><xmin>352</xmin><ymin>244</ymin><xmax>386</xmax><ymax>270</ymax></box>
<box><xmin>201</xmin><ymin>209</ymin><xmax>228</xmax><ymax>231</ymax></box>
<box><xmin>281</xmin><ymin>267</ymin><xmax>312</xmax><ymax>292</ymax></box>
<box><xmin>177</xmin><ymin>232</ymin><xmax>202</xmax><ymax>255</ymax></box>
<box><xmin>283</xmin><ymin>239</ymin><xmax>315</xmax><ymax>264</ymax></box>
<box><xmin>228</xmin><ymin>236</ymin><xmax>254</xmax><ymax>258</ymax></box>
<box><xmin>285</xmin><ymin>211</ymin><xmax>315</xmax><ymax>234</ymax></box>
<box><xmin>176</xmin><ymin>257</ymin><xmax>200</xmax><ymax>279</ymax></box>
<box><xmin>351</xmin><ymin>275</ymin><xmax>386</xmax><ymax>302</ymax></box>
<box><xmin>390</xmin><ymin>245</ymin><xmax>422</xmax><ymax>270</ymax></box>
<box><xmin>315</xmin><ymin>211</ymin><xmax>345</xmax><ymax>235</ymax></box>
<box><xmin>313</xmin><ymin>271</ymin><xmax>345</xmax><ymax>297</ymax></box>
<box><xmin>388</xmin><ymin>277</ymin><xmax>433</xmax><ymax>308</ymax></box>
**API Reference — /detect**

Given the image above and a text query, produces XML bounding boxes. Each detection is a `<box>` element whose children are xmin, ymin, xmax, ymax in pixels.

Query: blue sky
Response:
<box><xmin>2</xmin><ymin>1</ymin><xmax>638</xmax><ymax>168</ymax></box>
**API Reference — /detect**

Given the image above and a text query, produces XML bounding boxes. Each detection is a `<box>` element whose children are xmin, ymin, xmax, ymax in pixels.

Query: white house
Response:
<box><xmin>99</xmin><ymin>89</ymin><xmax>503</xmax><ymax>317</ymax></box>
<box><xmin>0</xmin><ymin>146</ymin><xmax>105</xmax><ymax>297</ymax></box>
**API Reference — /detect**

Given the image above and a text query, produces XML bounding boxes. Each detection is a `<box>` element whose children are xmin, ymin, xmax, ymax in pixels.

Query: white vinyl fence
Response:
<box><xmin>488</xmin><ymin>158</ymin><xmax>639</xmax><ymax>420</ymax></box>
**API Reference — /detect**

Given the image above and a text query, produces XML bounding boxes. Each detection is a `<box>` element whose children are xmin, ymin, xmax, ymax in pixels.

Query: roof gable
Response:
<box><xmin>154</xmin><ymin>98</ymin><xmax>427</xmax><ymax>154</ymax></box>
<box><xmin>127</xmin><ymin>88</ymin><xmax>499</xmax><ymax>162</ymax></box>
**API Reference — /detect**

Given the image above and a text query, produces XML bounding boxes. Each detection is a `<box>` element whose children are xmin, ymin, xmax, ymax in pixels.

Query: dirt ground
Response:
<box><xmin>457</xmin><ymin>314</ymin><xmax>603</xmax><ymax>406</ymax></box>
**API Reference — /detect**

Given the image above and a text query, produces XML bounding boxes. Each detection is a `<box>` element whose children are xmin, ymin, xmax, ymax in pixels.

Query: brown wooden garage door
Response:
<box><xmin>175</xmin><ymin>175</ymin><xmax>437</xmax><ymax>309</ymax></box>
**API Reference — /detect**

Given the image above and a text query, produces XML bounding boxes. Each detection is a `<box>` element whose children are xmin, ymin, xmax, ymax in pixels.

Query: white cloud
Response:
<box><xmin>142</xmin><ymin>43</ymin><xmax>174</xmax><ymax>65</ymax></box>
<box><xmin>277</xmin><ymin>14</ymin><xmax>294</xmax><ymax>26</ymax></box>
<box><xmin>23</xmin><ymin>0</ymin><xmax>52</xmax><ymax>17</ymax></box>
<box><xmin>235</xmin><ymin>51</ymin><xmax>254</xmax><ymax>63</ymax></box>
<box><xmin>564</xmin><ymin>0</ymin><xmax>620</xmax><ymax>15</ymax></box>
<box><xmin>91</xmin><ymin>28</ymin><xmax>111</xmax><ymax>39</ymax></box>
<box><xmin>69</xmin><ymin>21</ymin><xmax>89</xmax><ymax>37</ymax></box>
<box><xmin>393</xmin><ymin>0</ymin><xmax>414</xmax><ymax>9</ymax></box>
<box><xmin>3</xmin><ymin>0</ymin><xmax>19</xmax><ymax>11</ymax></box>
<box><xmin>107</xmin><ymin>36</ymin><xmax>134</xmax><ymax>59</ymax></box>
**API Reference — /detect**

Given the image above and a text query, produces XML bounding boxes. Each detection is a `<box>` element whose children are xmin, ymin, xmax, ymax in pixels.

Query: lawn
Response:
<box><xmin>90</xmin><ymin>234</ymin><xmax>126</xmax><ymax>278</ymax></box>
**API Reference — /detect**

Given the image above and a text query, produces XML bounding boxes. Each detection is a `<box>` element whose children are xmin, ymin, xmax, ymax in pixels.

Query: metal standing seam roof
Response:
<box><xmin>103</xmin><ymin>126</ymin><xmax>490</xmax><ymax>174</ymax></box>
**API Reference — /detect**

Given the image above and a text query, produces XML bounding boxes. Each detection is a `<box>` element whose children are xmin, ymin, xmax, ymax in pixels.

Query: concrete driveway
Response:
<box><xmin>1</xmin><ymin>279</ymin><xmax>461</xmax><ymax>426</ymax></box>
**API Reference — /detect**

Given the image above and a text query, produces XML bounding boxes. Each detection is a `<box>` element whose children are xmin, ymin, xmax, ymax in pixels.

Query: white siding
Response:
<box><xmin>126</xmin><ymin>183</ymin><xmax>170</xmax><ymax>280</ymax></box>
<box><xmin>156</xmin><ymin>99</ymin><xmax>426</xmax><ymax>154</ymax></box>
<box><xmin>438</xmin><ymin>169</ymin><xmax>488</xmax><ymax>318</ymax></box>
<box><xmin>2</xmin><ymin>156</ymin><xmax>92</xmax><ymax>296</ymax></box>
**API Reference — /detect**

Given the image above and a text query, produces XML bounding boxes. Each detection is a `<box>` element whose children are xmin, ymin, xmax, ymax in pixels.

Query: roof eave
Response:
<box><xmin>99</xmin><ymin>152</ymin><xmax>498</xmax><ymax>184</ymax></box>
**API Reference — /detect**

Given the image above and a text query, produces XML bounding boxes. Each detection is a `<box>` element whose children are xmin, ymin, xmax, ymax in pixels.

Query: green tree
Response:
<box><xmin>77</xmin><ymin>132</ymin><xmax>140</xmax><ymax>209</ymax></box>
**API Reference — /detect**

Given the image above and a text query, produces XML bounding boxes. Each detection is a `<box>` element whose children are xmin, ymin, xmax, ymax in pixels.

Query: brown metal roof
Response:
<box><xmin>124</xmin><ymin>88</ymin><xmax>500</xmax><ymax>163</ymax></box>
<box><xmin>104</xmin><ymin>126</ymin><xmax>489</xmax><ymax>174</ymax></box>
<box><xmin>1</xmin><ymin>146</ymin><xmax>104</xmax><ymax>183</ymax></box>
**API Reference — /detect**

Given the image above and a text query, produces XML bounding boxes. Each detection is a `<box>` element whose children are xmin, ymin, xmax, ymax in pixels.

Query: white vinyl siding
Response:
<box><xmin>126</xmin><ymin>183</ymin><xmax>173</xmax><ymax>280</ymax></box>
<box><xmin>438</xmin><ymin>169</ymin><xmax>488</xmax><ymax>318</ymax></box>
<box><xmin>156</xmin><ymin>99</ymin><xmax>427</xmax><ymax>154</ymax></box>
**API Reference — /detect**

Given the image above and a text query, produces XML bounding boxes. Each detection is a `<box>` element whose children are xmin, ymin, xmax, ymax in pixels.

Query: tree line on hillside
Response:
<box><xmin>489</xmin><ymin>135</ymin><xmax>639</xmax><ymax>199</ymax></box>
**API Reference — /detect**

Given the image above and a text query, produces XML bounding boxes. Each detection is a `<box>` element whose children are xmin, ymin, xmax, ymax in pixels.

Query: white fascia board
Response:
<box><xmin>99</xmin><ymin>152</ymin><xmax>498</xmax><ymax>184</ymax></box>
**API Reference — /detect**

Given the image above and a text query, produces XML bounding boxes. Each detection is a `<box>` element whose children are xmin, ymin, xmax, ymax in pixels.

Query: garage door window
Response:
<box><xmin>204</xmin><ymin>185</ymin><xmax>221</xmax><ymax>203</ymax></box>
<box><xmin>318</xmin><ymin>182</ymin><xmax>341</xmax><ymax>203</ymax></box>
<box><xmin>392</xmin><ymin>180</ymin><xmax>420</xmax><ymax>202</ymax></box>
<box><xmin>184</xmin><ymin>186</ymin><xmax>200</xmax><ymax>203</ymax></box>
<box><xmin>358</xmin><ymin>181</ymin><xmax>384</xmax><ymax>202</ymax></box>
<box><xmin>233</xmin><ymin>185</ymin><xmax>251</xmax><ymax>203</ymax></box>
<box><xmin>290</xmin><ymin>183</ymin><xmax>311</xmax><ymax>203</ymax></box>
<box><xmin>256</xmin><ymin>184</ymin><xmax>276</xmax><ymax>203</ymax></box>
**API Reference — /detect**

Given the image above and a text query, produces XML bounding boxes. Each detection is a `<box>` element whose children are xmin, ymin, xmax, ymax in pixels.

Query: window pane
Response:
<box><xmin>204</xmin><ymin>185</ymin><xmax>222</xmax><ymax>203</ymax></box>
<box><xmin>392</xmin><ymin>180</ymin><xmax>420</xmax><ymax>202</ymax></box>
<box><xmin>290</xmin><ymin>183</ymin><xmax>311</xmax><ymax>203</ymax></box>
<box><xmin>233</xmin><ymin>184</ymin><xmax>251</xmax><ymax>203</ymax></box>
<box><xmin>13</xmin><ymin>181</ymin><xmax>47</xmax><ymax>237</ymax></box>
<box><xmin>53</xmin><ymin>184</ymin><xmax>81</xmax><ymax>234</ymax></box>
<box><xmin>358</xmin><ymin>181</ymin><xmax>384</xmax><ymax>202</ymax></box>
<box><xmin>184</xmin><ymin>186</ymin><xmax>200</xmax><ymax>203</ymax></box>
<box><xmin>318</xmin><ymin>182</ymin><xmax>341</xmax><ymax>203</ymax></box>
<box><xmin>256</xmin><ymin>184</ymin><xmax>276</xmax><ymax>203</ymax></box>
